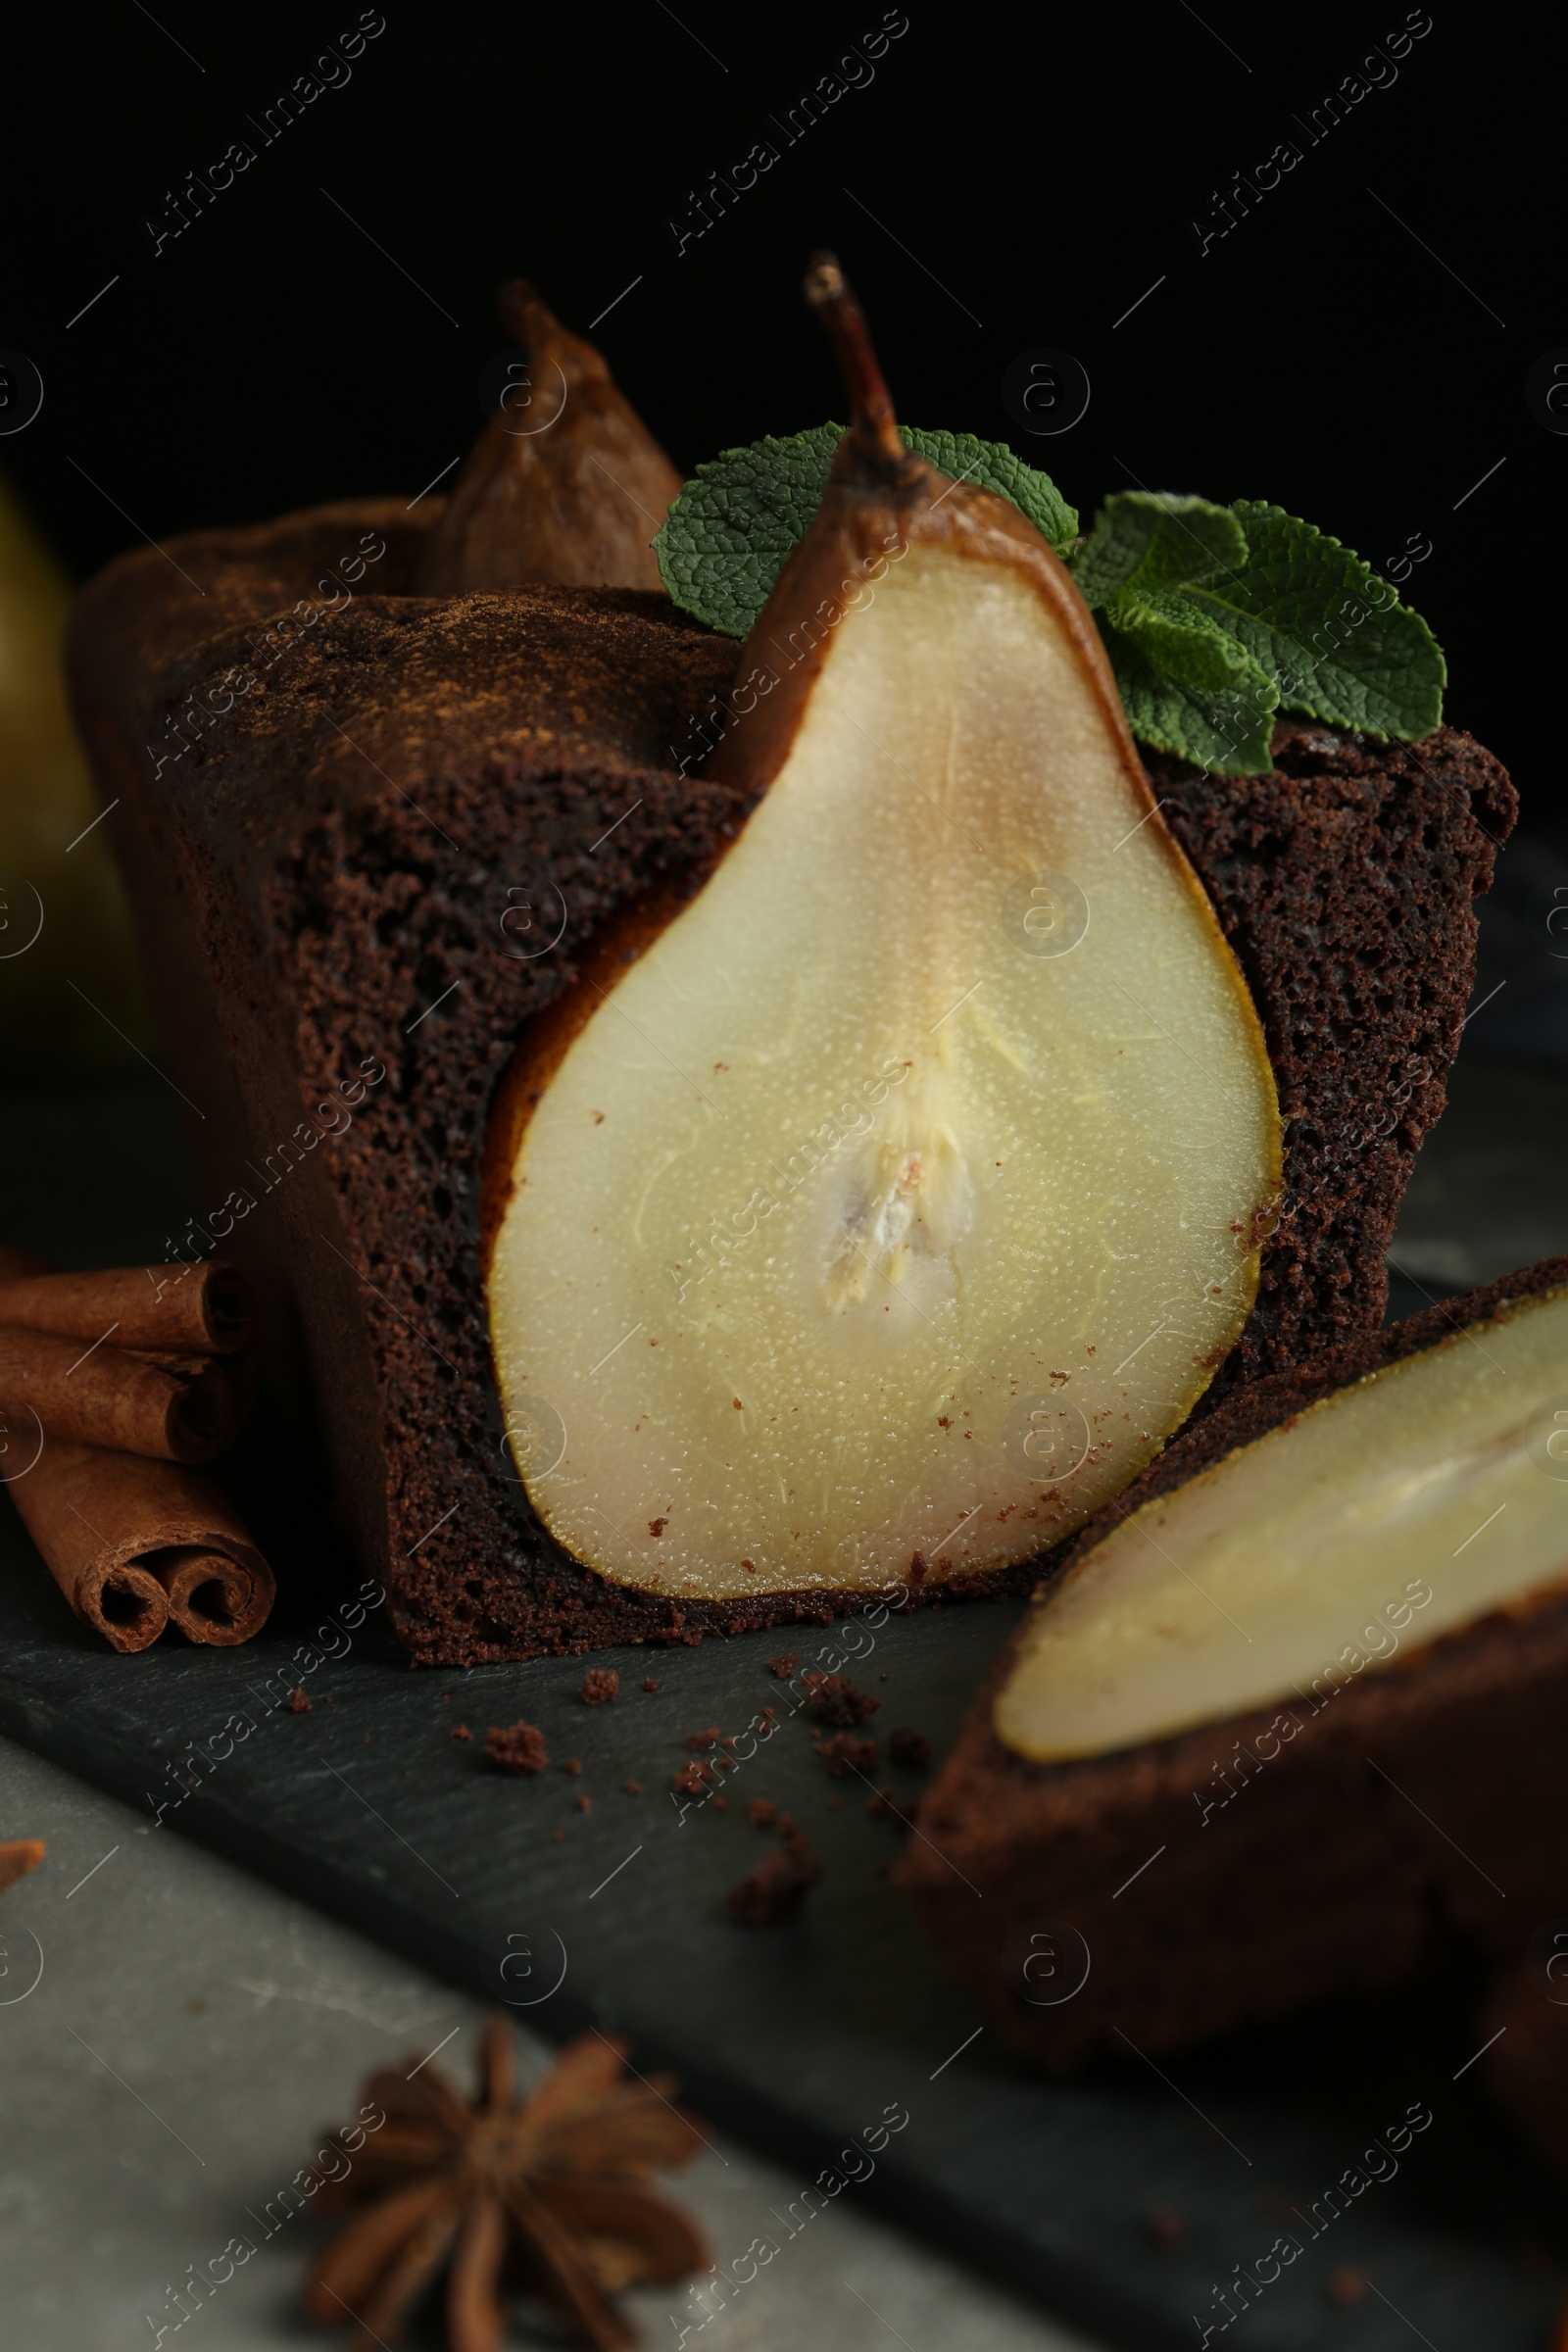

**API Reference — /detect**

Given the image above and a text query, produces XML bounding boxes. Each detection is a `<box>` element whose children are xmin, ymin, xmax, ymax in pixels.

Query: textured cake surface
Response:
<box><xmin>897</xmin><ymin>1258</ymin><xmax>1568</xmax><ymax>2069</ymax></box>
<box><xmin>68</xmin><ymin>498</ymin><xmax>1514</xmax><ymax>1661</ymax></box>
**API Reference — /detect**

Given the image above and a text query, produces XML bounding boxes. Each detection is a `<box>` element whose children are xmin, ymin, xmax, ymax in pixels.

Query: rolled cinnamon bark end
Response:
<box><xmin>0</xmin><ymin>1258</ymin><xmax>254</xmax><ymax>1354</ymax></box>
<box><xmin>78</xmin><ymin>1559</ymin><xmax>171</xmax><ymax>1653</ymax></box>
<box><xmin>7</xmin><ymin>1439</ymin><xmax>274</xmax><ymax>1651</ymax></box>
<box><xmin>0</xmin><ymin>1326</ymin><xmax>241</xmax><ymax>1463</ymax></box>
<box><xmin>150</xmin><ymin>1544</ymin><xmax>276</xmax><ymax>1646</ymax></box>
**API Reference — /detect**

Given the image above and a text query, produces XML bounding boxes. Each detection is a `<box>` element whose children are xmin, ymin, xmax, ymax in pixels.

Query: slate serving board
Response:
<box><xmin>2</xmin><ymin>1065</ymin><xmax>1567</xmax><ymax>2352</ymax></box>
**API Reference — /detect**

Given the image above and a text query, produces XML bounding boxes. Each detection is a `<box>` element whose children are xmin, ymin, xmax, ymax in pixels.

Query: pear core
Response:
<box><xmin>994</xmin><ymin>1284</ymin><xmax>1568</xmax><ymax>1763</ymax></box>
<box><xmin>488</xmin><ymin>544</ymin><xmax>1280</xmax><ymax>1598</ymax></box>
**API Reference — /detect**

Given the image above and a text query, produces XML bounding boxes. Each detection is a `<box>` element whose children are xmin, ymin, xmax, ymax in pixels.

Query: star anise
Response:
<box><xmin>304</xmin><ymin>2016</ymin><xmax>710</xmax><ymax>2352</ymax></box>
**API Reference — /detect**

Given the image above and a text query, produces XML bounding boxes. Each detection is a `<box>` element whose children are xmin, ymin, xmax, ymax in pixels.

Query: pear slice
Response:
<box><xmin>416</xmin><ymin>279</ymin><xmax>682</xmax><ymax>594</ymax></box>
<box><xmin>996</xmin><ymin>1281</ymin><xmax>1568</xmax><ymax>1763</ymax></box>
<box><xmin>485</xmin><ymin>258</ymin><xmax>1281</xmax><ymax>1602</ymax></box>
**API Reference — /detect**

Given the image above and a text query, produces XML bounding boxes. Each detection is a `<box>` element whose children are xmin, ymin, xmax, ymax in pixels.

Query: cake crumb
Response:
<box><xmin>580</xmin><ymin>1668</ymin><xmax>618</xmax><ymax>1705</ymax></box>
<box><xmin>1328</xmin><ymin>2269</ymin><xmax>1368</xmax><ymax>2307</ymax></box>
<box><xmin>485</xmin><ymin>1720</ymin><xmax>549</xmax><ymax>1776</ymax></box>
<box><xmin>685</xmin><ymin>1726</ymin><xmax>719</xmax><ymax>1751</ymax></box>
<box><xmin>889</xmin><ymin>1726</ymin><xmax>932</xmax><ymax>1766</ymax></box>
<box><xmin>815</xmin><ymin>1731</ymin><xmax>877</xmax><ymax>1780</ymax></box>
<box><xmin>1147</xmin><ymin>2209</ymin><xmax>1186</xmax><ymax>2249</ymax></box>
<box><xmin>767</xmin><ymin>1654</ymin><xmax>798</xmax><ymax>1679</ymax></box>
<box><xmin>643</xmin><ymin>1677</ymin><xmax>660</xmax><ymax>1692</ymax></box>
<box><xmin>726</xmin><ymin>1834</ymin><xmax>824</xmax><ymax>1928</ymax></box>
<box><xmin>649</xmin><ymin>1517</ymin><xmax>667</xmax><ymax>1538</ymax></box>
<box><xmin>448</xmin><ymin>1721</ymin><xmax>472</xmax><ymax>1741</ymax></box>
<box><xmin>561</xmin><ymin>1757</ymin><xmax>582</xmax><ymax>1776</ymax></box>
<box><xmin>749</xmin><ymin>1798</ymin><xmax>777</xmax><ymax>1829</ymax></box>
<box><xmin>551</xmin><ymin>1828</ymin><xmax>564</xmax><ymax>1842</ymax></box>
<box><xmin>712</xmin><ymin>1795</ymin><xmax>726</xmax><ymax>1811</ymax></box>
<box><xmin>866</xmin><ymin>1787</ymin><xmax>901</xmax><ymax>1819</ymax></box>
<box><xmin>673</xmin><ymin>1758</ymin><xmax>715</xmax><ymax>1795</ymax></box>
<box><xmin>777</xmin><ymin>1811</ymin><xmax>800</xmax><ymax>1838</ymax></box>
<box><xmin>286</xmin><ymin>1688</ymin><xmax>311</xmax><ymax>1714</ymax></box>
<box><xmin>623</xmin><ymin>1779</ymin><xmax>642</xmax><ymax>1796</ymax></box>
<box><xmin>575</xmin><ymin>1794</ymin><xmax>592</xmax><ymax>1814</ymax></box>
<box><xmin>805</xmin><ymin>1672</ymin><xmax>879</xmax><ymax>1725</ymax></box>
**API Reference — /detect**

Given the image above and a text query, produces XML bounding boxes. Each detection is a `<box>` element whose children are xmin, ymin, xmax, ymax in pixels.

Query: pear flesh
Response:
<box><xmin>487</xmin><ymin>542</ymin><xmax>1280</xmax><ymax>1599</ymax></box>
<box><xmin>995</xmin><ymin>1283</ymin><xmax>1568</xmax><ymax>1764</ymax></box>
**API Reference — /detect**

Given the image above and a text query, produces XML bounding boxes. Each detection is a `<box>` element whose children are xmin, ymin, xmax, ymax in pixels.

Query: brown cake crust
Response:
<box><xmin>67</xmin><ymin>496</ymin><xmax>1513</xmax><ymax>1661</ymax></box>
<box><xmin>897</xmin><ymin>1257</ymin><xmax>1568</xmax><ymax>2070</ymax></box>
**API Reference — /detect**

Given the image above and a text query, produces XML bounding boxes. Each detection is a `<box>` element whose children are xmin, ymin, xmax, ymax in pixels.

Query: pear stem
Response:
<box><xmin>805</xmin><ymin>253</ymin><xmax>917</xmax><ymax>481</ymax></box>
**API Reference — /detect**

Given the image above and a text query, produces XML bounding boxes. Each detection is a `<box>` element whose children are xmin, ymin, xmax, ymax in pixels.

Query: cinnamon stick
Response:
<box><xmin>0</xmin><ymin>1254</ymin><xmax>253</xmax><ymax>1354</ymax></box>
<box><xmin>0</xmin><ymin>1323</ymin><xmax>241</xmax><ymax>1463</ymax></box>
<box><xmin>8</xmin><ymin>1440</ymin><xmax>275</xmax><ymax>1649</ymax></box>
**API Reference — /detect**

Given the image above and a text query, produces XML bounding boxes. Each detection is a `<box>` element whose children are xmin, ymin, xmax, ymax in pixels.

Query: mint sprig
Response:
<box><xmin>1069</xmin><ymin>490</ymin><xmax>1445</xmax><ymax>770</ymax></box>
<box><xmin>655</xmin><ymin>438</ymin><xmax>1445</xmax><ymax>775</ymax></box>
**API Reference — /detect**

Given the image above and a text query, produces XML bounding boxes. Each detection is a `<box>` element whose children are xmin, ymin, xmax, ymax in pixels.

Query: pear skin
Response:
<box><xmin>416</xmin><ymin>281</ymin><xmax>682</xmax><ymax>594</ymax></box>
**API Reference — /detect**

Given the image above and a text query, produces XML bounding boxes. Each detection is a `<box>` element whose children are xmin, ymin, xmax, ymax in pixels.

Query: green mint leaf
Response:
<box><xmin>1182</xmin><ymin>501</ymin><xmax>1446</xmax><ymax>740</ymax></box>
<box><xmin>653</xmin><ymin>423</ymin><xmax>843</xmax><ymax>641</ymax></box>
<box><xmin>654</xmin><ymin>424</ymin><xmax>1077</xmax><ymax>639</ymax></box>
<box><xmin>901</xmin><ymin>429</ymin><xmax>1077</xmax><ymax>556</ymax></box>
<box><xmin>1103</xmin><ymin>587</ymin><xmax>1278</xmax><ymax>774</ymax></box>
<box><xmin>1070</xmin><ymin>490</ymin><xmax>1250</xmax><ymax>609</ymax></box>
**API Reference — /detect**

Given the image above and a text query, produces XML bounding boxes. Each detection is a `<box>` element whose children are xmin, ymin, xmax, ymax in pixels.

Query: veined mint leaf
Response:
<box><xmin>1070</xmin><ymin>491</ymin><xmax>1249</xmax><ymax>609</ymax></box>
<box><xmin>1183</xmin><ymin>501</ymin><xmax>1446</xmax><ymax>740</ymax></box>
<box><xmin>1103</xmin><ymin>587</ymin><xmax>1278</xmax><ymax>774</ymax></box>
<box><xmin>654</xmin><ymin>423</ymin><xmax>843</xmax><ymax>641</ymax></box>
<box><xmin>654</xmin><ymin>423</ymin><xmax>1077</xmax><ymax>638</ymax></box>
<box><xmin>901</xmin><ymin>429</ymin><xmax>1077</xmax><ymax>555</ymax></box>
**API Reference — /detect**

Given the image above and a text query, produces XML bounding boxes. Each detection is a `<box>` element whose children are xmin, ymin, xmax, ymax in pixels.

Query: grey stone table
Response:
<box><xmin>0</xmin><ymin>1734</ymin><xmax>1100</xmax><ymax>2352</ymax></box>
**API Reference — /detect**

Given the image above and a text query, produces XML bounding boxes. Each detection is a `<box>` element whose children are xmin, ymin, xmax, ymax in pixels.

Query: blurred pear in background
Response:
<box><xmin>0</xmin><ymin>468</ymin><xmax>149</xmax><ymax>1079</ymax></box>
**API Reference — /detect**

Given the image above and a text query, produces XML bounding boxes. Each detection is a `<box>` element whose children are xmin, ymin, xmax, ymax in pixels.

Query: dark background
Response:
<box><xmin>2</xmin><ymin>3</ymin><xmax>1561</xmax><ymax>815</ymax></box>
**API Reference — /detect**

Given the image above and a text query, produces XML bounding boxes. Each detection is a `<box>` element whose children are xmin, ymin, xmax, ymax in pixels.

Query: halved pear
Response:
<box><xmin>485</xmin><ymin>260</ymin><xmax>1281</xmax><ymax>1601</ymax></box>
<box><xmin>996</xmin><ymin>1282</ymin><xmax>1568</xmax><ymax>1763</ymax></box>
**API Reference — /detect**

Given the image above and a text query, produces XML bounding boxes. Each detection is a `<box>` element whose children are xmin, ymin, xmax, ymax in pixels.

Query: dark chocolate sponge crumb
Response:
<box><xmin>814</xmin><ymin>1732</ymin><xmax>878</xmax><ymax>1780</ymax></box>
<box><xmin>483</xmin><ymin>1719</ymin><xmax>549</xmax><ymax>1776</ymax></box>
<box><xmin>805</xmin><ymin>1673</ymin><xmax>879</xmax><ymax>1725</ymax></box>
<box><xmin>726</xmin><ymin>1834</ymin><xmax>824</xmax><ymax>1928</ymax></box>
<box><xmin>1151</xmin><ymin>718</ymin><xmax>1515</xmax><ymax>1388</ymax></box>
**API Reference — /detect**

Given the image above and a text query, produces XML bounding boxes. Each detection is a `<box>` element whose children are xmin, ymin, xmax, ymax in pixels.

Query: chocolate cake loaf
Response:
<box><xmin>897</xmin><ymin>1259</ymin><xmax>1568</xmax><ymax>2071</ymax></box>
<box><xmin>66</xmin><ymin>483</ymin><xmax>1513</xmax><ymax>1661</ymax></box>
<box><xmin>64</xmin><ymin>261</ymin><xmax>1516</xmax><ymax>1661</ymax></box>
